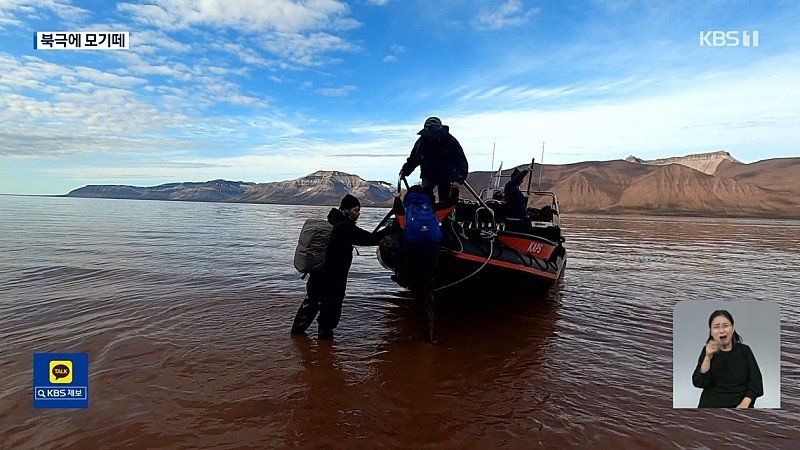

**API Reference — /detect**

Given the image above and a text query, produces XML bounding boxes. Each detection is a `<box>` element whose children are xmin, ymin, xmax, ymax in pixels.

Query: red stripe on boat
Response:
<box><xmin>451</xmin><ymin>252</ymin><xmax>560</xmax><ymax>280</ymax></box>
<box><xmin>436</xmin><ymin>206</ymin><xmax>456</xmax><ymax>221</ymax></box>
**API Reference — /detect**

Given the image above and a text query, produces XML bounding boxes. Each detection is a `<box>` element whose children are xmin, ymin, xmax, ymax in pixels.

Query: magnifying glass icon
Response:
<box><xmin>36</xmin><ymin>389</ymin><xmax>45</xmax><ymax>398</ymax></box>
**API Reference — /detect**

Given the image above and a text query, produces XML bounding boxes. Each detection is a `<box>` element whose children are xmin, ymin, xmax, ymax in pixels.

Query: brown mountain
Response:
<box><xmin>611</xmin><ymin>164</ymin><xmax>797</xmax><ymax>216</ymax></box>
<box><xmin>715</xmin><ymin>158</ymin><xmax>800</xmax><ymax>195</ymax></box>
<box><xmin>466</xmin><ymin>155</ymin><xmax>799</xmax><ymax>218</ymax></box>
<box><xmin>234</xmin><ymin>170</ymin><xmax>394</xmax><ymax>206</ymax></box>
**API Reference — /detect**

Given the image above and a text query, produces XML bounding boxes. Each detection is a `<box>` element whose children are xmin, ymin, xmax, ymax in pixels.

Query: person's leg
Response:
<box><xmin>437</xmin><ymin>182</ymin><xmax>452</xmax><ymax>204</ymax></box>
<box><xmin>316</xmin><ymin>294</ymin><xmax>344</xmax><ymax>339</ymax></box>
<box><xmin>421</xmin><ymin>178</ymin><xmax>437</xmax><ymax>202</ymax></box>
<box><xmin>290</xmin><ymin>273</ymin><xmax>322</xmax><ymax>334</ymax></box>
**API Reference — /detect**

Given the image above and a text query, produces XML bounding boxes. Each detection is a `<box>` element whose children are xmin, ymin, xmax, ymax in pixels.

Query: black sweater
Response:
<box><xmin>692</xmin><ymin>342</ymin><xmax>763</xmax><ymax>408</ymax></box>
<box><xmin>401</xmin><ymin>131</ymin><xmax>468</xmax><ymax>184</ymax></box>
<box><xmin>504</xmin><ymin>169</ymin><xmax>530</xmax><ymax>220</ymax></box>
<box><xmin>320</xmin><ymin>208</ymin><xmax>379</xmax><ymax>298</ymax></box>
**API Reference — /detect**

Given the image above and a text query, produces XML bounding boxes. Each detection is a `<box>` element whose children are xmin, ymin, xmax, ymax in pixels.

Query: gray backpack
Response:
<box><xmin>294</xmin><ymin>219</ymin><xmax>333</xmax><ymax>274</ymax></box>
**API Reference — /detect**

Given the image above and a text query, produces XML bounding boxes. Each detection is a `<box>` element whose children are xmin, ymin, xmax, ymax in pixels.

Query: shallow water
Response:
<box><xmin>1</xmin><ymin>196</ymin><xmax>798</xmax><ymax>448</ymax></box>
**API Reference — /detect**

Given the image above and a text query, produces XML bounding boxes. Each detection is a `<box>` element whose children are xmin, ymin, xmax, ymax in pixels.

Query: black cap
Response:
<box><xmin>340</xmin><ymin>193</ymin><xmax>361</xmax><ymax>210</ymax></box>
<box><xmin>424</xmin><ymin>116</ymin><xmax>443</xmax><ymax>131</ymax></box>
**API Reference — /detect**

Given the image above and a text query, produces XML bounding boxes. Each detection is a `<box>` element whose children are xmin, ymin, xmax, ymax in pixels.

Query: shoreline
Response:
<box><xmin>2</xmin><ymin>193</ymin><xmax>799</xmax><ymax>220</ymax></box>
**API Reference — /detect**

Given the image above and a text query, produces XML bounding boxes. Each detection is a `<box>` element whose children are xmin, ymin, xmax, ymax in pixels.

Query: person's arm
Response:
<box><xmin>511</xmin><ymin>169</ymin><xmax>529</xmax><ymax>186</ymax></box>
<box><xmin>738</xmin><ymin>346</ymin><xmax>764</xmax><ymax>408</ymax></box>
<box><xmin>692</xmin><ymin>347</ymin><xmax>712</xmax><ymax>388</ymax></box>
<box><xmin>401</xmin><ymin>139</ymin><xmax>423</xmax><ymax>177</ymax></box>
<box><xmin>351</xmin><ymin>224</ymin><xmax>379</xmax><ymax>246</ymax></box>
<box><xmin>448</xmin><ymin>136</ymin><xmax>469</xmax><ymax>182</ymax></box>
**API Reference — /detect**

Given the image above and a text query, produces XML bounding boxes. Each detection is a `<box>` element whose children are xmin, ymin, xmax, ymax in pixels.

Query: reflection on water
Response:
<box><xmin>1</xmin><ymin>196</ymin><xmax>798</xmax><ymax>447</ymax></box>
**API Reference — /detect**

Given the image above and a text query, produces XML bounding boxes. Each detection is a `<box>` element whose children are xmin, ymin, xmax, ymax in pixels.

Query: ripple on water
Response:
<box><xmin>0</xmin><ymin>197</ymin><xmax>798</xmax><ymax>447</ymax></box>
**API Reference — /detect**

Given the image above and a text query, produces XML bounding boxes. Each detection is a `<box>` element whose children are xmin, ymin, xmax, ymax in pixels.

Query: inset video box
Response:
<box><xmin>34</xmin><ymin>31</ymin><xmax>129</xmax><ymax>50</ymax></box>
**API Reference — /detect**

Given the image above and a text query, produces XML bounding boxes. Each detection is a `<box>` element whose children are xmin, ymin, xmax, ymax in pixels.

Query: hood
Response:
<box><xmin>417</xmin><ymin>124</ymin><xmax>450</xmax><ymax>139</ymax></box>
<box><xmin>327</xmin><ymin>207</ymin><xmax>350</xmax><ymax>225</ymax></box>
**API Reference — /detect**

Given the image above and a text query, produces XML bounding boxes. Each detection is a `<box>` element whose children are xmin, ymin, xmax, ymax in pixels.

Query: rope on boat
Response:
<box><xmin>433</xmin><ymin>229</ymin><xmax>496</xmax><ymax>292</ymax></box>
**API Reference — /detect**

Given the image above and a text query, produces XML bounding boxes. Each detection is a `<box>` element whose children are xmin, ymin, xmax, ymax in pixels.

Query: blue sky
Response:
<box><xmin>0</xmin><ymin>0</ymin><xmax>799</xmax><ymax>194</ymax></box>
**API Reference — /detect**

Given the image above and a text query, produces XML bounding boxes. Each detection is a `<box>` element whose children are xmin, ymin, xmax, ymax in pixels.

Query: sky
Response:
<box><xmin>0</xmin><ymin>0</ymin><xmax>799</xmax><ymax>194</ymax></box>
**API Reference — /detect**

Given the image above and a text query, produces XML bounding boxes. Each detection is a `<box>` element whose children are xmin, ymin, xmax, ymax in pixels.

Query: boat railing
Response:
<box><xmin>461</xmin><ymin>180</ymin><xmax>496</xmax><ymax>230</ymax></box>
<box><xmin>526</xmin><ymin>191</ymin><xmax>561</xmax><ymax>227</ymax></box>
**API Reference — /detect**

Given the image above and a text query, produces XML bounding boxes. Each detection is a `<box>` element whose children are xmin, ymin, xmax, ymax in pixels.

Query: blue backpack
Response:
<box><xmin>404</xmin><ymin>192</ymin><xmax>442</xmax><ymax>248</ymax></box>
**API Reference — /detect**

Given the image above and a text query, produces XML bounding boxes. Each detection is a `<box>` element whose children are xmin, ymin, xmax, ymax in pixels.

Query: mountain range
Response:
<box><xmin>66</xmin><ymin>152</ymin><xmax>800</xmax><ymax>218</ymax></box>
<box><xmin>66</xmin><ymin>171</ymin><xmax>395</xmax><ymax>206</ymax></box>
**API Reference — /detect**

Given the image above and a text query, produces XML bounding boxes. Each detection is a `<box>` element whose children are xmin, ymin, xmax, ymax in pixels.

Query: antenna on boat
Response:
<box><xmin>491</xmin><ymin>142</ymin><xmax>495</xmax><ymax>172</ymax></box>
<box><xmin>487</xmin><ymin>142</ymin><xmax>496</xmax><ymax>194</ymax></box>
<box><xmin>526</xmin><ymin>157</ymin><xmax>535</xmax><ymax>196</ymax></box>
<box><xmin>537</xmin><ymin>141</ymin><xmax>545</xmax><ymax>190</ymax></box>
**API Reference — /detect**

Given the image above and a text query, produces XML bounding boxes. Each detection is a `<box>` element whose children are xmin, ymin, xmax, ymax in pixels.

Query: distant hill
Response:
<box><xmin>233</xmin><ymin>170</ymin><xmax>394</xmax><ymax>206</ymax></box>
<box><xmin>66</xmin><ymin>171</ymin><xmax>394</xmax><ymax>206</ymax></box>
<box><xmin>624</xmin><ymin>150</ymin><xmax>740</xmax><ymax>175</ymax></box>
<box><xmin>66</xmin><ymin>153</ymin><xmax>800</xmax><ymax>218</ymax></box>
<box><xmin>66</xmin><ymin>179</ymin><xmax>256</xmax><ymax>202</ymax></box>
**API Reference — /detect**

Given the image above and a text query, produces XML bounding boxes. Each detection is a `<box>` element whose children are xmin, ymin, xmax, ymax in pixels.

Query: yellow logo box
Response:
<box><xmin>49</xmin><ymin>360</ymin><xmax>73</xmax><ymax>383</ymax></box>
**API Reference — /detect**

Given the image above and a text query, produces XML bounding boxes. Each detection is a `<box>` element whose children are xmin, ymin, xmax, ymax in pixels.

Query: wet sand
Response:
<box><xmin>1</xmin><ymin>196</ymin><xmax>798</xmax><ymax>448</ymax></box>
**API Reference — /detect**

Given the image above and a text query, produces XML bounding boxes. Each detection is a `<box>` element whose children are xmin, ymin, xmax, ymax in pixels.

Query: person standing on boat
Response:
<box><xmin>692</xmin><ymin>310</ymin><xmax>763</xmax><ymax>408</ymax></box>
<box><xmin>291</xmin><ymin>194</ymin><xmax>384</xmax><ymax>340</ymax></box>
<box><xmin>504</xmin><ymin>167</ymin><xmax>535</xmax><ymax>234</ymax></box>
<box><xmin>400</xmin><ymin>117</ymin><xmax>468</xmax><ymax>203</ymax></box>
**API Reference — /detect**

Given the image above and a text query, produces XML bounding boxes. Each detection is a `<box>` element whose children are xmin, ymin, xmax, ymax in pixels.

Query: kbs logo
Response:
<box><xmin>700</xmin><ymin>30</ymin><xmax>759</xmax><ymax>47</ymax></box>
<box><xmin>527</xmin><ymin>242</ymin><xmax>543</xmax><ymax>254</ymax></box>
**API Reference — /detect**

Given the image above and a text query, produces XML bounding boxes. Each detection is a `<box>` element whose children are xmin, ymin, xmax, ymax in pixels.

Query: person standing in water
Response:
<box><xmin>692</xmin><ymin>309</ymin><xmax>763</xmax><ymax>408</ymax></box>
<box><xmin>291</xmin><ymin>194</ymin><xmax>384</xmax><ymax>340</ymax></box>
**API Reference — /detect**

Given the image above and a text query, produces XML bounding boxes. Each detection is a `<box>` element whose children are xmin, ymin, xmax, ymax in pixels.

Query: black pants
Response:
<box><xmin>291</xmin><ymin>272</ymin><xmax>344</xmax><ymax>334</ymax></box>
<box><xmin>421</xmin><ymin>179</ymin><xmax>455</xmax><ymax>203</ymax></box>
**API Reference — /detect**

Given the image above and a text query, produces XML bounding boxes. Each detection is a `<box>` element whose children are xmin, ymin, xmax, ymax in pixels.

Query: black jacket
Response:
<box><xmin>692</xmin><ymin>342</ymin><xmax>763</xmax><ymax>408</ymax></box>
<box><xmin>401</xmin><ymin>128</ymin><xmax>468</xmax><ymax>184</ymax></box>
<box><xmin>321</xmin><ymin>208</ymin><xmax>378</xmax><ymax>298</ymax></box>
<box><xmin>504</xmin><ymin>169</ymin><xmax>529</xmax><ymax>221</ymax></box>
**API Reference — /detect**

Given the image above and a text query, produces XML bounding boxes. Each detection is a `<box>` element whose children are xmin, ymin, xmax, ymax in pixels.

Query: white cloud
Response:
<box><xmin>211</xmin><ymin>42</ymin><xmax>275</xmax><ymax>68</ymax></box>
<box><xmin>258</xmin><ymin>31</ymin><xmax>358</xmax><ymax>66</ymax></box>
<box><xmin>0</xmin><ymin>0</ymin><xmax>88</xmax><ymax>28</ymax></box>
<box><xmin>130</xmin><ymin>29</ymin><xmax>192</xmax><ymax>54</ymax></box>
<box><xmin>383</xmin><ymin>43</ymin><xmax>405</xmax><ymax>62</ymax></box>
<box><xmin>316</xmin><ymin>84</ymin><xmax>357</xmax><ymax>96</ymax></box>
<box><xmin>472</xmin><ymin>1</ymin><xmax>540</xmax><ymax>30</ymax></box>
<box><xmin>0</xmin><ymin>52</ymin><xmax>272</xmax><ymax>158</ymax></box>
<box><xmin>444</xmin><ymin>59</ymin><xmax>800</xmax><ymax>166</ymax></box>
<box><xmin>118</xmin><ymin>0</ymin><xmax>358</xmax><ymax>33</ymax></box>
<box><xmin>117</xmin><ymin>1</ymin><xmax>360</xmax><ymax>66</ymax></box>
<box><xmin>73</xmin><ymin>66</ymin><xmax>146</xmax><ymax>87</ymax></box>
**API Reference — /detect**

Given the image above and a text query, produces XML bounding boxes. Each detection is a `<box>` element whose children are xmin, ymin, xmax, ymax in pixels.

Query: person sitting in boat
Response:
<box><xmin>503</xmin><ymin>167</ymin><xmax>535</xmax><ymax>234</ymax></box>
<box><xmin>291</xmin><ymin>194</ymin><xmax>386</xmax><ymax>340</ymax></box>
<box><xmin>399</xmin><ymin>116</ymin><xmax>468</xmax><ymax>204</ymax></box>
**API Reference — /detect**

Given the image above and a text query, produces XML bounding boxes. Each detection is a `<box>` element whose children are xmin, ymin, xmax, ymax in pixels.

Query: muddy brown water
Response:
<box><xmin>1</xmin><ymin>196</ymin><xmax>798</xmax><ymax>448</ymax></box>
